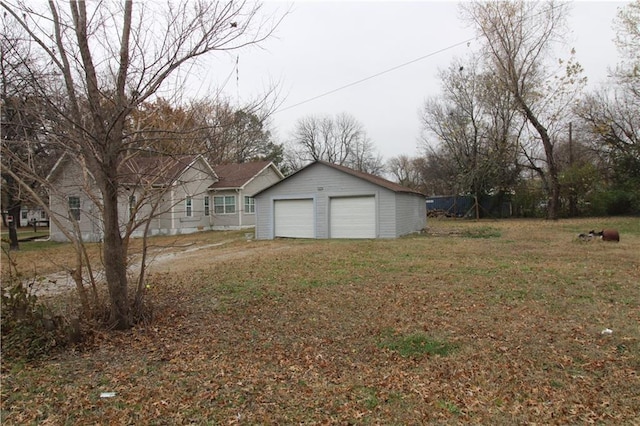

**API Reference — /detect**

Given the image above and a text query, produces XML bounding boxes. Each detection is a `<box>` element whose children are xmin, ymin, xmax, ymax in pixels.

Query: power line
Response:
<box><xmin>274</xmin><ymin>1</ymin><xmax>569</xmax><ymax>115</ymax></box>
<box><xmin>275</xmin><ymin>37</ymin><xmax>476</xmax><ymax>114</ymax></box>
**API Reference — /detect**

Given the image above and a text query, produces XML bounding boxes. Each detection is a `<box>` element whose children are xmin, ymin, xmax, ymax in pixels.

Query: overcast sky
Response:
<box><xmin>193</xmin><ymin>1</ymin><xmax>628</xmax><ymax>162</ymax></box>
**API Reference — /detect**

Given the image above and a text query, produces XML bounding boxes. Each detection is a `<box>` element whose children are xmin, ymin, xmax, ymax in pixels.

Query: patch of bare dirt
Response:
<box><xmin>31</xmin><ymin>239</ymin><xmax>293</xmax><ymax>296</ymax></box>
<box><xmin>142</xmin><ymin>240</ymin><xmax>292</xmax><ymax>274</ymax></box>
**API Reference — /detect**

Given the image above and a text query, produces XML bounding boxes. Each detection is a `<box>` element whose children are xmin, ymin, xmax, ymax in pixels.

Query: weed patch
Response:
<box><xmin>379</xmin><ymin>331</ymin><xmax>457</xmax><ymax>357</ymax></box>
<box><xmin>1</xmin><ymin>278</ymin><xmax>67</xmax><ymax>360</ymax></box>
<box><xmin>461</xmin><ymin>226</ymin><xmax>501</xmax><ymax>238</ymax></box>
<box><xmin>438</xmin><ymin>399</ymin><xmax>462</xmax><ymax>415</ymax></box>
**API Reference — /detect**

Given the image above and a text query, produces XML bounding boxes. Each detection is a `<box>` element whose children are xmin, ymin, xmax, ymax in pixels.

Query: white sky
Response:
<box><xmin>195</xmin><ymin>1</ymin><xmax>628</xmax><ymax>162</ymax></box>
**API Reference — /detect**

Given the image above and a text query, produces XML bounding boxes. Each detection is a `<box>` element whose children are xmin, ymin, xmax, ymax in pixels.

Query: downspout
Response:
<box><xmin>237</xmin><ymin>189</ymin><xmax>242</xmax><ymax>228</ymax></box>
<box><xmin>170</xmin><ymin>185</ymin><xmax>175</xmax><ymax>230</ymax></box>
<box><xmin>208</xmin><ymin>190</ymin><xmax>213</xmax><ymax>228</ymax></box>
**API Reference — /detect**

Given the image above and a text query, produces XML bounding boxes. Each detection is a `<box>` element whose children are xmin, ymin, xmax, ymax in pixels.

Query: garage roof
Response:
<box><xmin>254</xmin><ymin>160</ymin><xmax>425</xmax><ymax>196</ymax></box>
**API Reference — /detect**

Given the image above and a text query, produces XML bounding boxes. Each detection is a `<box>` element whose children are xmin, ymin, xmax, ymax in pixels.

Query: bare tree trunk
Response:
<box><xmin>7</xmin><ymin>203</ymin><xmax>20</xmax><ymax>250</ymax></box>
<box><xmin>518</xmin><ymin>99</ymin><xmax>561</xmax><ymax>220</ymax></box>
<box><xmin>68</xmin><ymin>220</ymin><xmax>90</xmax><ymax>315</ymax></box>
<box><xmin>133</xmin><ymin>215</ymin><xmax>153</xmax><ymax>316</ymax></box>
<box><xmin>79</xmin><ymin>240</ymin><xmax>100</xmax><ymax>308</ymax></box>
<box><xmin>461</xmin><ymin>1</ymin><xmax>573</xmax><ymax>221</ymax></box>
<box><xmin>101</xmin><ymin>177</ymin><xmax>130</xmax><ymax>329</ymax></box>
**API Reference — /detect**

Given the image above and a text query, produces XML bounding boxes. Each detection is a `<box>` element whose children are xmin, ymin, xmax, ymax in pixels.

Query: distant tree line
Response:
<box><xmin>387</xmin><ymin>0</ymin><xmax>640</xmax><ymax>218</ymax></box>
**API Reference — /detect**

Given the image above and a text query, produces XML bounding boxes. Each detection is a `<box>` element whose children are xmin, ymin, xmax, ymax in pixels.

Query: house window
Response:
<box><xmin>185</xmin><ymin>196</ymin><xmax>192</xmax><ymax>217</ymax></box>
<box><xmin>214</xmin><ymin>195</ymin><xmax>235</xmax><ymax>214</ymax></box>
<box><xmin>68</xmin><ymin>196</ymin><xmax>81</xmax><ymax>221</ymax></box>
<box><xmin>21</xmin><ymin>210</ymin><xmax>28</xmax><ymax>220</ymax></box>
<box><xmin>40</xmin><ymin>211</ymin><xmax>47</xmax><ymax>219</ymax></box>
<box><xmin>204</xmin><ymin>196</ymin><xmax>210</xmax><ymax>216</ymax></box>
<box><xmin>244</xmin><ymin>196</ymin><xmax>255</xmax><ymax>214</ymax></box>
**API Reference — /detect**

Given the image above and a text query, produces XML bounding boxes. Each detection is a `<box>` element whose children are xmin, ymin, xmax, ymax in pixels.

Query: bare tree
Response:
<box><xmin>0</xmin><ymin>14</ymin><xmax>62</xmax><ymax>250</ymax></box>
<box><xmin>575</xmin><ymin>1</ymin><xmax>640</xmax><ymax>212</ymax></box>
<box><xmin>191</xmin><ymin>100</ymin><xmax>282</xmax><ymax>165</ymax></box>
<box><xmin>419</xmin><ymin>56</ymin><xmax>522</xmax><ymax>200</ymax></box>
<box><xmin>288</xmin><ymin>112</ymin><xmax>383</xmax><ymax>175</ymax></box>
<box><xmin>577</xmin><ymin>90</ymin><xmax>639</xmax><ymax>181</ymax></box>
<box><xmin>1</xmin><ymin>0</ymin><xmax>282</xmax><ymax>329</ymax></box>
<box><xmin>386</xmin><ymin>155</ymin><xmax>429</xmax><ymax>193</ymax></box>
<box><xmin>418</xmin><ymin>151</ymin><xmax>459</xmax><ymax>196</ymax></box>
<box><xmin>128</xmin><ymin>98</ymin><xmax>282</xmax><ymax>166</ymax></box>
<box><xmin>613</xmin><ymin>0</ymin><xmax>640</xmax><ymax>96</ymax></box>
<box><xmin>420</xmin><ymin>58</ymin><xmax>485</xmax><ymax>198</ymax></box>
<box><xmin>461</xmin><ymin>1</ymin><xmax>586</xmax><ymax>219</ymax></box>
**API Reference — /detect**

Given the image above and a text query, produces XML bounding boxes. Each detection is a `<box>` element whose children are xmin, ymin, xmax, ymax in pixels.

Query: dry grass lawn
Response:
<box><xmin>2</xmin><ymin>217</ymin><xmax>639</xmax><ymax>424</ymax></box>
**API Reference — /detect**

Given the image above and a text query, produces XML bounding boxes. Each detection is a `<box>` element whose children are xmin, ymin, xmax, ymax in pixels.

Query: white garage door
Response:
<box><xmin>330</xmin><ymin>196</ymin><xmax>376</xmax><ymax>239</ymax></box>
<box><xmin>274</xmin><ymin>199</ymin><xmax>314</xmax><ymax>238</ymax></box>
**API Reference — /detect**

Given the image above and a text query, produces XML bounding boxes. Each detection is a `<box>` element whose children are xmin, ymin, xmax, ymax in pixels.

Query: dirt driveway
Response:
<box><xmin>30</xmin><ymin>237</ymin><xmax>292</xmax><ymax>297</ymax></box>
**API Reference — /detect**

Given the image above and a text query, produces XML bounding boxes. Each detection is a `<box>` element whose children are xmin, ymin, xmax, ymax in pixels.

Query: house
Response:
<box><xmin>253</xmin><ymin>161</ymin><xmax>426</xmax><ymax>240</ymax></box>
<box><xmin>208</xmin><ymin>161</ymin><xmax>285</xmax><ymax>230</ymax></box>
<box><xmin>46</xmin><ymin>153</ymin><xmax>283</xmax><ymax>242</ymax></box>
<box><xmin>19</xmin><ymin>205</ymin><xmax>49</xmax><ymax>227</ymax></box>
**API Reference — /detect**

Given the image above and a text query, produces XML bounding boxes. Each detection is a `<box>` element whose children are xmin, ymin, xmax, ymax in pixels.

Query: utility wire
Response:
<box><xmin>273</xmin><ymin>1</ymin><xmax>567</xmax><ymax>115</ymax></box>
<box><xmin>275</xmin><ymin>37</ymin><xmax>477</xmax><ymax>114</ymax></box>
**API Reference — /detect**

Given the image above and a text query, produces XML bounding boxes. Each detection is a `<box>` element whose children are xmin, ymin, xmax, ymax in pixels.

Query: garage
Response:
<box><xmin>274</xmin><ymin>199</ymin><xmax>314</xmax><ymax>238</ymax></box>
<box><xmin>330</xmin><ymin>196</ymin><xmax>376</xmax><ymax>238</ymax></box>
<box><xmin>254</xmin><ymin>161</ymin><xmax>426</xmax><ymax>240</ymax></box>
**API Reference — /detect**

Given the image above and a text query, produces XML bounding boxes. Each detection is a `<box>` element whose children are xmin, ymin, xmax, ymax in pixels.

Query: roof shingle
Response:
<box><xmin>209</xmin><ymin>160</ymin><xmax>273</xmax><ymax>190</ymax></box>
<box><xmin>316</xmin><ymin>161</ymin><xmax>424</xmax><ymax>195</ymax></box>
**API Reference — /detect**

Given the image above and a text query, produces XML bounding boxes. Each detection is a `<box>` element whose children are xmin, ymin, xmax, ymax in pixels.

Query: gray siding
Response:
<box><xmin>49</xmin><ymin>156</ymin><xmax>217</xmax><ymax>242</ymax></box>
<box><xmin>171</xmin><ymin>159</ymin><xmax>216</xmax><ymax>234</ymax></box>
<box><xmin>395</xmin><ymin>192</ymin><xmax>427</xmax><ymax>237</ymax></box>
<box><xmin>211</xmin><ymin>164</ymin><xmax>283</xmax><ymax>230</ymax></box>
<box><xmin>49</xmin><ymin>159</ymin><xmax>104</xmax><ymax>242</ymax></box>
<box><xmin>210</xmin><ymin>190</ymin><xmax>240</xmax><ymax>229</ymax></box>
<box><xmin>255</xmin><ymin>162</ymin><xmax>421</xmax><ymax>240</ymax></box>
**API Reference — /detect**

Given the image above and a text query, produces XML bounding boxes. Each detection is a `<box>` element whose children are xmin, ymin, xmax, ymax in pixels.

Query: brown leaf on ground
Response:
<box><xmin>2</xmin><ymin>219</ymin><xmax>639</xmax><ymax>424</ymax></box>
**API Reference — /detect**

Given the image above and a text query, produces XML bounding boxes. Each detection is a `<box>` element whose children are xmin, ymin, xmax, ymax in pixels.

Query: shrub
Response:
<box><xmin>1</xmin><ymin>277</ymin><xmax>70</xmax><ymax>360</ymax></box>
<box><xmin>587</xmin><ymin>189</ymin><xmax>636</xmax><ymax>216</ymax></box>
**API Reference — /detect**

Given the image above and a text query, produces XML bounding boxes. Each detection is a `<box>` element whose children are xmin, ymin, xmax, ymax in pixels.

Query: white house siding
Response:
<box><xmin>49</xmin><ymin>156</ymin><xmax>217</xmax><ymax>241</ymax></box>
<box><xmin>19</xmin><ymin>207</ymin><xmax>48</xmax><ymax>228</ymax></box>
<box><xmin>255</xmin><ymin>162</ymin><xmax>413</xmax><ymax>240</ymax></box>
<box><xmin>242</xmin><ymin>166</ymin><xmax>283</xmax><ymax>228</ymax></box>
<box><xmin>49</xmin><ymin>160</ymin><xmax>104</xmax><ymax>242</ymax></box>
<box><xmin>168</xmin><ymin>162</ymin><xmax>214</xmax><ymax>235</ymax></box>
<box><xmin>116</xmin><ymin>159</ymin><xmax>216</xmax><ymax>238</ymax></box>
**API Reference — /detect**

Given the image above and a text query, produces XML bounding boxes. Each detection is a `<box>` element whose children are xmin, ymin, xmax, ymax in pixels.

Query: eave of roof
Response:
<box><xmin>315</xmin><ymin>161</ymin><xmax>424</xmax><ymax>195</ymax></box>
<box><xmin>253</xmin><ymin>160</ymin><xmax>425</xmax><ymax>197</ymax></box>
<box><xmin>47</xmin><ymin>153</ymin><xmax>217</xmax><ymax>187</ymax></box>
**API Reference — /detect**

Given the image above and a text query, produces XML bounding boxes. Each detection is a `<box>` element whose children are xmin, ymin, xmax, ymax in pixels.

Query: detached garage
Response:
<box><xmin>253</xmin><ymin>161</ymin><xmax>426</xmax><ymax>240</ymax></box>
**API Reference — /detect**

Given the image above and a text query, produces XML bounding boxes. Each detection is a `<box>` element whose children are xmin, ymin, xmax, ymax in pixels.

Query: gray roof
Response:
<box><xmin>254</xmin><ymin>160</ymin><xmax>425</xmax><ymax>197</ymax></box>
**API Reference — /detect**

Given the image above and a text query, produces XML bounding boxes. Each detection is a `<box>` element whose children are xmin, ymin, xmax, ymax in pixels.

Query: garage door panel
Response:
<box><xmin>274</xmin><ymin>199</ymin><xmax>314</xmax><ymax>238</ymax></box>
<box><xmin>330</xmin><ymin>196</ymin><xmax>375</xmax><ymax>239</ymax></box>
